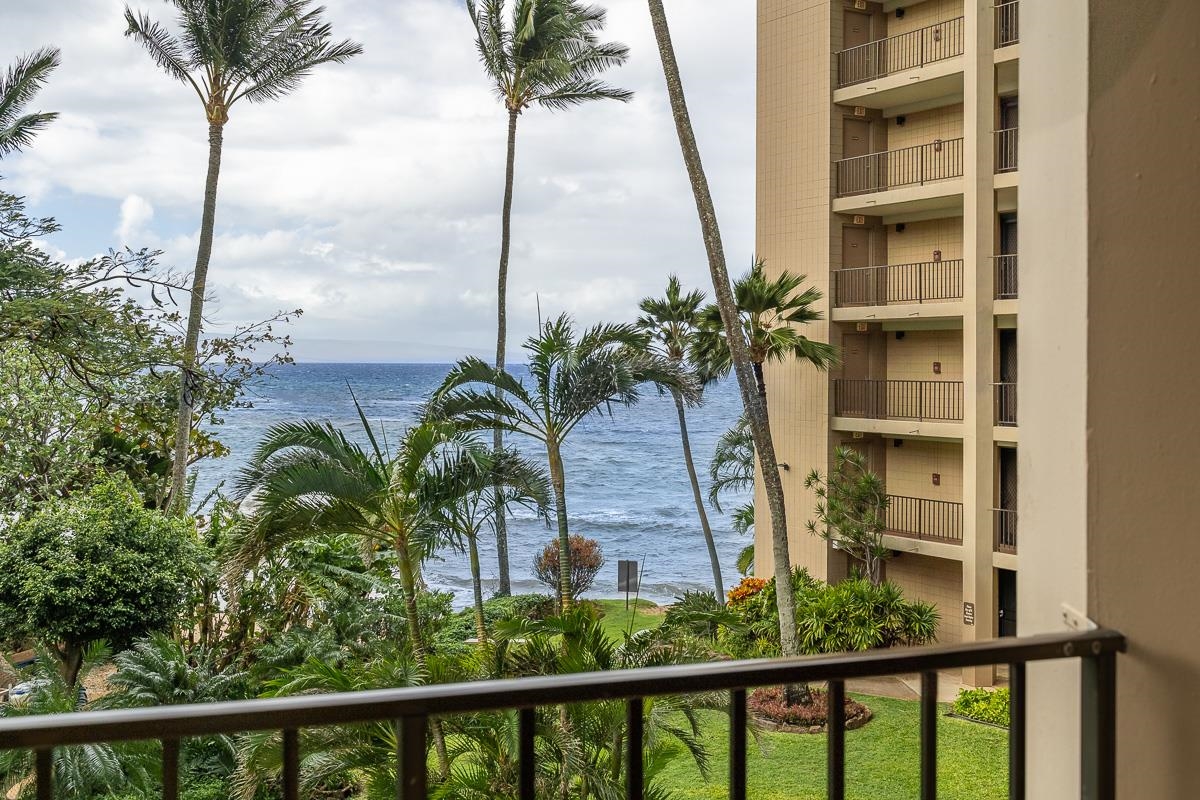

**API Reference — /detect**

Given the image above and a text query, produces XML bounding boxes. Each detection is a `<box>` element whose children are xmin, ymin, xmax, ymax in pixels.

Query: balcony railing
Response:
<box><xmin>833</xmin><ymin>378</ymin><xmax>964</xmax><ymax>422</ymax></box>
<box><xmin>834</xmin><ymin>260</ymin><xmax>963</xmax><ymax>307</ymax></box>
<box><xmin>887</xmin><ymin>494</ymin><xmax>964</xmax><ymax>543</ymax></box>
<box><xmin>995</xmin><ymin>507</ymin><xmax>1018</xmax><ymax>554</ymax></box>
<box><xmin>995</xmin><ymin>0</ymin><xmax>1020</xmax><ymax>48</ymax></box>
<box><xmin>994</xmin><ymin>254</ymin><xmax>1018</xmax><ymax>299</ymax></box>
<box><xmin>836</xmin><ymin>138</ymin><xmax>964</xmax><ymax>198</ymax></box>
<box><xmin>0</xmin><ymin>629</ymin><xmax>1125</xmax><ymax>800</ymax></box>
<box><xmin>838</xmin><ymin>16</ymin><xmax>966</xmax><ymax>87</ymax></box>
<box><xmin>995</xmin><ymin>382</ymin><xmax>1017</xmax><ymax>426</ymax></box>
<box><xmin>996</xmin><ymin>128</ymin><xmax>1019</xmax><ymax>173</ymax></box>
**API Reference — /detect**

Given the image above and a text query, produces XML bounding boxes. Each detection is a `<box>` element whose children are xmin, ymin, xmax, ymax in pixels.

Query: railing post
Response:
<box><xmin>1009</xmin><ymin>662</ymin><xmax>1026</xmax><ymax>800</ymax></box>
<box><xmin>920</xmin><ymin>671</ymin><xmax>938</xmax><ymax>800</ymax></box>
<box><xmin>1081</xmin><ymin>652</ymin><xmax>1117</xmax><ymax>800</ymax></box>
<box><xmin>397</xmin><ymin>715</ymin><xmax>427</xmax><ymax>800</ymax></box>
<box><xmin>519</xmin><ymin>708</ymin><xmax>537</xmax><ymax>800</ymax></box>
<box><xmin>36</xmin><ymin>748</ymin><xmax>52</xmax><ymax>800</ymax></box>
<box><xmin>163</xmin><ymin>738</ymin><xmax>180</xmax><ymax>800</ymax></box>
<box><xmin>626</xmin><ymin>698</ymin><xmax>645</xmax><ymax>800</ymax></box>
<box><xmin>828</xmin><ymin>680</ymin><xmax>846</xmax><ymax>800</ymax></box>
<box><xmin>730</xmin><ymin>689</ymin><xmax>747</xmax><ymax>800</ymax></box>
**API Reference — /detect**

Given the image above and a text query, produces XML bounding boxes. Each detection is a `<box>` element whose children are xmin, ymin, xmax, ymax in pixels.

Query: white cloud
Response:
<box><xmin>2</xmin><ymin>0</ymin><xmax>755</xmax><ymax>361</ymax></box>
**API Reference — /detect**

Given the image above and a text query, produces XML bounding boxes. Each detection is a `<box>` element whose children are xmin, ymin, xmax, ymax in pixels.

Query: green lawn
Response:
<box><xmin>653</xmin><ymin>699</ymin><xmax>1007</xmax><ymax>800</ymax></box>
<box><xmin>591</xmin><ymin>598</ymin><xmax>665</xmax><ymax>641</ymax></box>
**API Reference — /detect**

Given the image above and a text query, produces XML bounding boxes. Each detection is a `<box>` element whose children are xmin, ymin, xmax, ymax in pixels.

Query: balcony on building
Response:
<box><xmin>832</xmin><ymin>259</ymin><xmax>964</xmax><ymax>322</ymax></box>
<box><xmin>832</xmin><ymin>377</ymin><xmax>964</xmax><ymax>439</ymax></box>
<box><xmin>886</xmin><ymin>493</ymin><xmax>963</xmax><ymax>546</ymax></box>
<box><xmin>994</xmin><ymin>507</ymin><xmax>1018</xmax><ymax>555</ymax></box>
<box><xmin>994</xmin><ymin>382</ymin><xmax>1017</xmax><ymax>427</ymax></box>
<box><xmin>995</xmin><ymin>0</ymin><xmax>1020</xmax><ymax>51</ymax></box>
<box><xmin>833</xmin><ymin>137</ymin><xmax>964</xmax><ymax>217</ymax></box>
<box><xmin>834</xmin><ymin>15</ymin><xmax>965</xmax><ymax>111</ymax></box>
<box><xmin>993</xmin><ymin>253</ymin><xmax>1018</xmax><ymax>300</ymax></box>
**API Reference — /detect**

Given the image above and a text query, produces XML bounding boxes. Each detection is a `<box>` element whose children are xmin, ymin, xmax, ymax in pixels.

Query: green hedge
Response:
<box><xmin>951</xmin><ymin>687</ymin><xmax>1010</xmax><ymax>727</ymax></box>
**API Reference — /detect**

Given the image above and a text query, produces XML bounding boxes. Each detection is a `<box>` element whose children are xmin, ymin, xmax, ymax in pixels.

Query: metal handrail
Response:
<box><xmin>886</xmin><ymin>494</ymin><xmax>964</xmax><ymax>543</ymax></box>
<box><xmin>834</xmin><ymin>259</ymin><xmax>963</xmax><ymax>307</ymax></box>
<box><xmin>995</xmin><ymin>0</ymin><xmax>1020</xmax><ymax>48</ymax></box>
<box><xmin>833</xmin><ymin>378</ymin><xmax>964</xmax><ymax>421</ymax></box>
<box><xmin>994</xmin><ymin>253</ymin><xmax>1019</xmax><ymax>299</ymax></box>
<box><xmin>0</xmin><ymin>629</ymin><xmax>1126</xmax><ymax>800</ymax></box>
<box><xmin>995</xmin><ymin>382</ymin><xmax>1018</xmax><ymax>426</ymax></box>
<box><xmin>994</xmin><ymin>507</ymin><xmax>1018</xmax><ymax>553</ymax></box>
<box><xmin>835</xmin><ymin>137</ymin><xmax>964</xmax><ymax>198</ymax></box>
<box><xmin>995</xmin><ymin>127</ymin><xmax>1019</xmax><ymax>173</ymax></box>
<box><xmin>838</xmin><ymin>16</ymin><xmax>966</xmax><ymax>87</ymax></box>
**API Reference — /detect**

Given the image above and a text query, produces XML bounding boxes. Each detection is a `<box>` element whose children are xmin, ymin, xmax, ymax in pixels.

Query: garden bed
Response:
<box><xmin>748</xmin><ymin>686</ymin><xmax>873</xmax><ymax>734</ymax></box>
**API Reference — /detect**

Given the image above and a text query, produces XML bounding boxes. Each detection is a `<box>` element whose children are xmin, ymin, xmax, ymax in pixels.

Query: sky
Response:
<box><xmin>2</xmin><ymin>0</ymin><xmax>754</xmax><ymax>362</ymax></box>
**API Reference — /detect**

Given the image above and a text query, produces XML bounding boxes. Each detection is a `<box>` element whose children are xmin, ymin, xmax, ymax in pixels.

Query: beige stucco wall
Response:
<box><xmin>887</xmin><ymin>0</ymin><xmax>964</xmax><ymax>37</ymax></box>
<box><xmin>886</xmin><ymin>329</ymin><xmax>963</xmax><ymax>381</ymax></box>
<box><xmin>886</xmin><ymin>439</ymin><xmax>963</xmax><ymax>502</ymax></box>
<box><xmin>887</xmin><ymin>103</ymin><xmax>964</xmax><ymax>151</ymax></box>
<box><xmin>1022</xmin><ymin>0</ymin><xmax>1200</xmax><ymax>796</ymax></box>
<box><xmin>886</xmin><ymin>217</ymin><xmax>963</xmax><ymax>265</ymax></box>
<box><xmin>885</xmin><ymin>553</ymin><xmax>965</xmax><ymax>643</ymax></box>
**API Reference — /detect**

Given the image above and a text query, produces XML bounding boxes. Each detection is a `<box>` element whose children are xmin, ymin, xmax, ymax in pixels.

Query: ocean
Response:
<box><xmin>196</xmin><ymin>362</ymin><xmax>751</xmax><ymax>607</ymax></box>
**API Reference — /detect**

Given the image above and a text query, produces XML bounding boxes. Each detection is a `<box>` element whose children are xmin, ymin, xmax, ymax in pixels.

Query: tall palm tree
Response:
<box><xmin>0</xmin><ymin>47</ymin><xmax>60</xmax><ymax>158</ymax></box>
<box><xmin>430</xmin><ymin>314</ymin><xmax>697</xmax><ymax>611</ymax></box>
<box><xmin>643</xmin><ymin>0</ymin><xmax>807</xmax><ymax>662</ymax></box>
<box><xmin>694</xmin><ymin>258</ymin><xmax>838</xmax><ymax>413</ymax></box>
<box><xmin>467</xmin><ymin>0</ymin><xmax>632</xmax><ymax>595</ymax></box>
<box><xmin>637</xmin><ymin>275</ymin><xmax>724</xmax><ymax>603</ymax></box>
<box><xmin>124</xmin><ymin>0</ymin><xmax>362</xmax><ymax>512</ymax></box>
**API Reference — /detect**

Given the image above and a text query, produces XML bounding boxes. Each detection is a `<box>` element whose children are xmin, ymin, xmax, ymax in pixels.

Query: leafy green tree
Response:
<box><xmin>805</xmin><ymin>446</ymin><xmax>891</xmax><ymax>585</ymax></box>
<box><xmin>123</xmin><ymin>0</ymin><xmax>362</xmax><ymax>511</ymax></box>
<box><xmin>643</xmin><ymin>0</ymin><xmax>808</xmax><ymax>666</ymax></box>
<box><xmin>431</xmin><ymin>314</ymin><xmax>697</xmax><ymax>610</ymax></box>
<box><xmin>0</xmin><ymin>47</ymin><xmax>60</xmax><ymax>157</ymax></box>
<box><xmin>637</xmin><ymin>275</ymin><xmax>725</xmax><ymax>602</ymax></box>
<box><xmin>0</xmin><ymin>643</ymin><xmax>154</xmax><ymax>800</ymax></box>
<box><xmin>707</xmin><ymin>413</ymin><xmax>756</xmax><ymax>575</ymax></box>
<box><xmin>467</xmin><ymin>0</ymin><xmax>632</xmax><ymax>596</ymax></box>
<box><xmin>0</xmin><ymin>478</ymin><xmax>198</xmax><ymax>686</ymax></box>
<box><xmin>532</xmin><ymin>534</ymin><xmax>604</xmax><ymax>602</ymax></box>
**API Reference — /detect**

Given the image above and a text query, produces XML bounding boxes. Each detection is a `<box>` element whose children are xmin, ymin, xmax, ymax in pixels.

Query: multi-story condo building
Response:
<box><xmin>755</xmin><ymin>0</ymin><xmax>1021</xmax><ymax>684</ymax></box>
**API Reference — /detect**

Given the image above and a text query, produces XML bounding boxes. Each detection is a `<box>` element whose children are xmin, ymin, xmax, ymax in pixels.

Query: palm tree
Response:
<box><xmin>437</xmin><ymin>450</ymin><xmax>550</xmax><ymax>643</ymax></box>
<box><xmin>643</xmin><ymin>0</ymin><xmax>807</xmax><ymax>663</ymax></box>
<box><xmin>0</xmin><ymin>47</ymin><xmax>60</xmax><ymax>158</ymax></box>
<box><xmin>708</xmin><ymin>413</ymin><xmax>756</xmax><ymax>576</ymax></box>
<box><xmin>694</xmin><ymin>258</ymin><xmax>838</xmax><ymax>413</ymax></box>
<box><xmin>430</xmin><ymin>314</ymin><xmax>697</xmax><ymax>611</ymax></box>
<box><xmin>466</xmin><ymin>0</ymin><xmax>632</xmax><ymax>595</ymax></box>
<box><xmin>637</xmin><ymin>275</ymin><xmax>724</xmax><ymax>603</ymax></box>
<box><xmin>124</xmin><ymin>0</ymin><xmax>362</xmax><ymax>512</ymax></box>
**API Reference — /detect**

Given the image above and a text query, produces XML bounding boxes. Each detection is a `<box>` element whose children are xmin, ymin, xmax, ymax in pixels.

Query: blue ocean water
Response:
<box><xmin>196</xmin><ymin>363</ymin><xmax>751</xmax><ymax>607</ymax></box>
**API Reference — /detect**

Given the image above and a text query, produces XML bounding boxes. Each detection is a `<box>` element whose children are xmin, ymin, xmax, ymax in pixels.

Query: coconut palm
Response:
<box><xmin>0</xmin><ymin>47</ymin><xmax>60</xmax><ymax>158</ymax></box>
<box><xmin>643</xmin><ymin>0</ymin><xmax>805</xmax><ymax>663</ymax></box>
<box><xmin>467</xmin><ymin>0</ymin><xmax>632</xmax><ymax>595</ymax></box>
<box><xmin>637</xmin><ymin>275</ymin><xmax>724</xmax><ymax>603</ymax></box>
<box><xmin>694</xmin><ymin>258</ymin><xmax>838</xmax><ymax>412</ymax></box>
<box><xmin>430</xmin><ymin>314</ymin><xmax>697</xmax><ymax>610</ymax></box>
<box><xmin>437</xmin><ymin>450</ymin><xmax>551</xmax><ymax>643</ymax></box>
<box><xmin>124</xmin><ymin>0</ymin><xmax>362</xmax><ymax>512</ymax></box>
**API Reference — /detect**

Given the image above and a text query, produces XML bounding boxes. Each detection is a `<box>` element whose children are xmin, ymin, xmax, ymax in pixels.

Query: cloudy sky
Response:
<box><xmin>3</xmin><ymin>0</ymin><xmax>754</xmax><ymax>362</ymax></box>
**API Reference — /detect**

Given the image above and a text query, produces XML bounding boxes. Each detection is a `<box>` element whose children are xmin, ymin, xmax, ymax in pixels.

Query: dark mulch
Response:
<box><xmin>748</xmin><ymin>686</ymin><xmax>873</xmax><ymax>733</ymax></box>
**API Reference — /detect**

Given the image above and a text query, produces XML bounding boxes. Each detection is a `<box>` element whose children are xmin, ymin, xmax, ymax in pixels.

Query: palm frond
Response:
<box><xmin>0</xmin><ymin>47</ymin><xmax>61</xmax><ymax>157</ymax></box>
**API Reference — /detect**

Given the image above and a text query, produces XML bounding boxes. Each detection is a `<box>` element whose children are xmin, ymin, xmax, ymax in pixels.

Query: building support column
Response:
<box><xmin>961</xmin><ymin>0</ymin><xmax>997</xmax><ymax>688</ymax></box>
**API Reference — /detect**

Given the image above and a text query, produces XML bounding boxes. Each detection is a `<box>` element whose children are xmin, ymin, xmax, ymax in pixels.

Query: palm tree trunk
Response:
<box><xmin>646</xmin><ymin>0</ymin><xmax>800</xmax><ymax>660</ymax></box>
<box><xmin>168</xmin><ymin>121</ymin><xmax>224</xmax><ymax>514</ymax></box>
<box><xmin>58</xmin><ymin>641</ymin><xmax>84</xmax><ymax>689</ymax></box>
<box><xmin>672</xmin><ymin>388</ymin><xmax>724</xmax><ymax>603</ymax></box>
<box><xmin>493</xmin><ymin>107</ymin><xmax>520</xmax><ymax>596</ymax></box>
<box><xmin>468</xmin><ymin>530</ymin><xmax>487</xmax><ymax>642</ymax></box>
<box><xmin>397</xmin><ymin>542</ymin><xmax>450</xmax><ymax>778</ymax></box>
<box><xmin>752</xmin><ymin>362</ymin><xmax>768</xmax><ymax>407</ymax></box>
<box><xmin>547</xmin><ymin>440</ymin><xmax>573</xmax><ymax>611</ymax></box>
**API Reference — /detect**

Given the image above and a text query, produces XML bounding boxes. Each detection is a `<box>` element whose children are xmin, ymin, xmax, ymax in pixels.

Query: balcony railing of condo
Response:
<box><xmin>835</xmin><ymin>138</ymin><xmax>965</xmax><ymax>198</ymax></box>
<box><xmin>994</xmin><ymin>253</ymin><xmax>1018</xmax><ymax>299</ymax></box>
<box><xmin>838</xmin><ymin>16</ymin><xmax>966</xmax><ymax>87</ymax></box>
<box><xmin>996</xmin><ymin>127</ymin><xmax>1019</xmax><ymax>173</ymax></box>
<box><xmin>886</xmin><ymin>494</ymin><xmax>964</xmax><ymax>544</ymax></box>
<box><xmin>995</xmin><ymin>507</ymin><xmax>1018</xmax><ymax>554</ymax></box>
<box><xmin>834</xmin><ymin>260</ymin><xmax>964</xmax><ymax>307</ymax></box>
<box><xmin>833</xmin><ymin>378</ymin><xmax>964</xmax><ymax>422</ymax></box>
<box><xmin>996</xmin><ymin>0</ymin><xmax>1020</xmax><ymax>48</ymax></box>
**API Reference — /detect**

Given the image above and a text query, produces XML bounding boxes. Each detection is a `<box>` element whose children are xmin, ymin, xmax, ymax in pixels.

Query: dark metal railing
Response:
<box><xmin>836</xmin><ymin>138</ymin><xmax>964</xmax><ymax>197</ymax></box>
<box><xmin>838</xmin><ymin>16</ymin><xmax>966</xmax><ymax>87</ymax></box>
<box><xmin>995</xmin><ymin>508</ymin><xmax>1018</xmax><ymax>554</ymax></box>
<box><xmin>995</xmin><ymin>382</ymin><xmax>1018</xmax><ymax>426</ymax></box>
<box><xmin>996</xmin><ymin>0</ymin><xmax>1020</xmax><ymax>48</ymax></box>
<box><xmin>994</xmin><ymin>254</ymin><xmax>1018</xmax><ymax>299</ymax></box>
<box><xmin>833</xmin><ymin>378</ymin><xmax>964</xmax><ymax>421</ymax></box>
<box><xmin>996</xmin><ymin>128</ymin><xmax>1019</xmax><ymax>173</ymax></box>
<box><xmin>834</xmin><ymin>260</ymin><xmax>963</xmax><ymax>307</ymax></box>
<box><xmin>886</xmin><ymin>494</ymin><xmax>964</xmax><ymax>543</ymax></box>
<box><xmin>0</xmin><ymin>630</ymin><xmax>1125</xmax><ymax>800</ymax></box>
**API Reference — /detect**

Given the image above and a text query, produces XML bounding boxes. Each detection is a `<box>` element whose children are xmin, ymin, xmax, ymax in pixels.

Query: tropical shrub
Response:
<box><xmin>662</xmin><ymin>590</ymin><xmax>745</xmax><ymax>643</ymax></box>
<box><xmin>0</xmin><ymin>477</ymin><xmax>198</xmax><ymax>686</ymax></box>
<box><xmin>726</xmin><ymin>576</ymin><xmax>768</xmax><ymax>604</ymax></box>
<box><xmin>532</xmin><ymin>535</ymin><xmax>604</xmax><ymax>600</ymax></box>
<box><xmin>952</xmin><ymin>687</ymin><xmax>1011</xmax><ymax>727</ymax></box>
